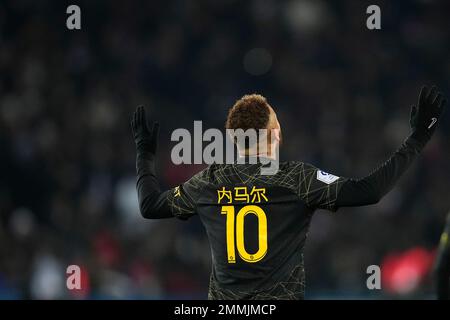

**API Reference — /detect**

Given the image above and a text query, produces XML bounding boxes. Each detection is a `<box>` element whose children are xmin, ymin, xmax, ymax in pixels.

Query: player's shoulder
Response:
<box><xmin>279</xmin><ymin>160</ymin><xmax>311</xmax><ymax>173</ymax></box>
<box><xmin>203</xmin><ymin>161</ymin><xmax>312</xmax><ymax>176</ymax></box>
<box><xmin>277</xmin><ymin>161</ymin><xmax>336</xmax><ymax>185</ymax></box>
<box><xmin>187</xmin><ymin>164</ymin><xmax>228</xmax><ymax>186</ymax></box>
<box><xmin>281</xmin><ymin>161</ymin><xmax>343</xmax><ymax>186</ymax></box>
<box><xmin>199</xmin><ymin>162</ymin><xmax>323</xmax><ymax>185</ymax></box>
<box><xmin>201</xmin><ymin>161</ymin><xmax>319</xmax><ymax>173</ymax></box>
<box><xmin>186</xmin><ymin>165</ymin><xmax>214</xmax><ymax>184</ymax></box>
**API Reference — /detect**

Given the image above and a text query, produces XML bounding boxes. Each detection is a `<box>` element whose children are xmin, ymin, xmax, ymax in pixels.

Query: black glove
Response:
<box><xmin>410</xmin><ymin>85</ymin><xmax>447</xmax><ymax>143</ymax></box>
<box><xmin>131</xmin><ymin>105</ymin><xmax>159</xmax><ymax>155</ymax></box>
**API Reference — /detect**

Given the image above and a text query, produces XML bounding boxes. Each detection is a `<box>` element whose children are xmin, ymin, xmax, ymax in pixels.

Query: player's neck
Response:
<box><xmin>238</xmin><ymin>144</ymin><xmax>278</xmax><ymax>160</ymax></box>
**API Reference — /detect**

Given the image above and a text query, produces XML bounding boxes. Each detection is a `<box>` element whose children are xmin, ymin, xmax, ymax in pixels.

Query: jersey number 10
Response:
<box><xmin>221</xmin><ymin>205</ymin><xmax>268</xmax><ymax>263</ymax></box>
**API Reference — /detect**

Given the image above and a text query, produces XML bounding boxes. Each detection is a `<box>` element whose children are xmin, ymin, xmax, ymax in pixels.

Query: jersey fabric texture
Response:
<box><xmin>167</xmin><ymin>161</ymin><xmax>345</xmax><ymax>300</ymax></box>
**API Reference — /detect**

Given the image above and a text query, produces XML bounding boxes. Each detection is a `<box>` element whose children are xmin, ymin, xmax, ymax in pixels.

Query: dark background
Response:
<box><xmin>0</xmin><ymin>0</ymin><xmax>449</xmax><ymax>299</ymax></box>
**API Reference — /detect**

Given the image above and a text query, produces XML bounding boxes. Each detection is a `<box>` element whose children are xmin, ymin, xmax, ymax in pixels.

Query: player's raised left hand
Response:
<box><xmin>410</xmin><ymin>85</ymin><xmax>447</xmax><ymax>141</ymax></box>
<box><xmin>131</xmin><ymin>105</ymin><xmax>159</xmax><ymax>154</ymax></box>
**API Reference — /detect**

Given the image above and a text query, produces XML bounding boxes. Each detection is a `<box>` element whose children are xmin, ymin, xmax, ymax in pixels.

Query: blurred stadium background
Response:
<box><xmin>0</xmin><ymin>0</ymin><xmax>449</xmax><ymax>299</ymax></box>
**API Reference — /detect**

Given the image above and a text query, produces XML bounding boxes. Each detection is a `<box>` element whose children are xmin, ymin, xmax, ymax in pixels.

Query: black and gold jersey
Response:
<box><xmin>135</xmin><ymin>134</ymin><xmax>425</xmax><ymax>300</ymax></box>
<box><xmin>167</xmin><ymin>161</ymin><xmax>346</xmax><ymax>299</ymax></box>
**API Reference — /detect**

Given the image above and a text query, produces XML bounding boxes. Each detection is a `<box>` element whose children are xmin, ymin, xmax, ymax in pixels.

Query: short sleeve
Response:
<box><xmin>167</xmin><ymin>169</ymin><xmax>207</xmax><ymax>220</ymax></box>
<box><xmin>297</xmin><ymin>163</ymin><xmax>347</xmax><ymax>212</ymax></box>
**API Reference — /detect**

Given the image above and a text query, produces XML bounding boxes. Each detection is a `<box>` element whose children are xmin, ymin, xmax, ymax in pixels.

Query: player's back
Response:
<box><xmin>167</xmin><ymin>159</ymin><xmax>345</xmax><ymax>299</ymax></box>
<box><xmin>201</xmin><ymin>162</ymin><xmax>315</xmax><ymax>299</ymax></box>
<box><xmin>168</xmin><ymin>160</ymin><xmax>343</xmax><ymax>299</ymax></box>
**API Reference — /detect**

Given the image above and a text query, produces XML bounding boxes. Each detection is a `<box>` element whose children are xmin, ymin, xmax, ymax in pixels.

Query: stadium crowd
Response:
<box><xmin>0</xmin><ymin>0</ymin><xmax>449</xmax><ymax>298</ymax></box>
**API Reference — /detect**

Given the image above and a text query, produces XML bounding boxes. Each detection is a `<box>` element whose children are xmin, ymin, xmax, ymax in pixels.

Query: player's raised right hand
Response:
<box><xmin>131</xmin><ymin>105</ymin><xmax>159</xmax><ymax>154</ymax></box>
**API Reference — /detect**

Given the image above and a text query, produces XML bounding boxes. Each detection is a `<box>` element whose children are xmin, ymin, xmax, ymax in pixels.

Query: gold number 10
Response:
<box><xmin>221</xmin><ymin>205</ymin><xmax>268</xmax><ymax>263</ymax></box>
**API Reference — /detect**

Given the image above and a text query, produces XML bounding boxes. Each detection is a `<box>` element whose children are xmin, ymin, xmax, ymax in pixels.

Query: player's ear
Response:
<box><xmin>272</xmin><ymin>128</ymin><xmax>281</xmax><ymax>143</ymax></box>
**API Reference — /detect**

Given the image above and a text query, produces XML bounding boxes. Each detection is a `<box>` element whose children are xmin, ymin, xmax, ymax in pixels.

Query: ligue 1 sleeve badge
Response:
<box><xmin>316</xmin><ymin>170</ymin><xmax>340</xmax><ymax>184</ymax></box>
